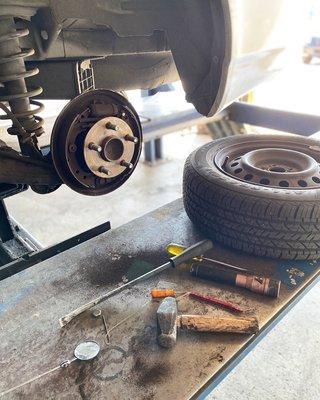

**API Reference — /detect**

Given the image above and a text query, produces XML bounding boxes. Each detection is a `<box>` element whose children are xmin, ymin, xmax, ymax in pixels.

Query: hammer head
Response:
<box><xmin>156</xmin><ymin>297</ymin><xmax>177</xmax><ymax>349</ymax></box>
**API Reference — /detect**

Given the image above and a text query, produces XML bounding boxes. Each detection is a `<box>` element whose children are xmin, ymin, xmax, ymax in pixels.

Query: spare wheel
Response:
<box><xmin>183</xmin><ymin>134</ymin><xmax>320</xmax><ymax>260</ymax></box>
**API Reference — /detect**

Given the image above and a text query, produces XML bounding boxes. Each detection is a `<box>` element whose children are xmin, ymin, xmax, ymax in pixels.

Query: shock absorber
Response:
<box><xmin>0</xmin><ymin>15</ymin><xmax>44</xmax><ymax>158</ymax></box>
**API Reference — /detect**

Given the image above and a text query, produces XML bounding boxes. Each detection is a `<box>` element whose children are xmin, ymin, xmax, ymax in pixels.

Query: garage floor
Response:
<box><xmin>4</xmin><ymin>63</ymin><xmax>320</xmax><ymax>399</ymax></box>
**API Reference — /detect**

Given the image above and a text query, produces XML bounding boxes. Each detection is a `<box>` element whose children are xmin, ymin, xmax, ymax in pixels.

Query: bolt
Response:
<box><xmin>106</xmin><ymin>122</ymin><xmax>119</xmax><ymax>131</ymax></box>
<box><xmin>121</xmin><ymin>112</ymin><xmax>126</xmax><ymax>118</ymax></box>
<box><xmin>99</xmin><ymin>166</ymin><xmax>110</xmax><ymax>175</ymax></box>
<box><xmin>41</xmin><ymin>30</ymin><xmax>49</xmax><ymax>40</ymax></box>
<box><xmin>88</xmin><ymin>142</ymin><xmax>102</xmax><ymax>152</ymax></box>
<box><xmin>92</xmin><ymin>309</ymin><xmax>102</xmax><ymax>318</ymax></box>
<box><xmin>69</xmin><ymin>144</ymin><xmax>77</xmax><ymax>153</ymax></box>
<box><xmin>124</xmin><ymin>134</ymin><xmax>138</xmax><ymax>144</ymax></box>
<box><xmin>121</xmin><ymin>160</ymin><xmax>133</xmax><ymax>169</ymax></box>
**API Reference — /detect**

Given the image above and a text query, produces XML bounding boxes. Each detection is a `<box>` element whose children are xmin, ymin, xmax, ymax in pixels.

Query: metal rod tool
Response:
<box><xmin>166</xmin><ymin>243</ymin><xmax>248</xmax><ymax>272</ymax></box>
<box><xmin>59</xmin><ymin>239</ymin><xmax>213</xmax><ymax>327</ymax></box>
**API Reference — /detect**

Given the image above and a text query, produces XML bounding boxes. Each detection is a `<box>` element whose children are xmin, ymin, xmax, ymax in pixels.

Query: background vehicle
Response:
<box><xmin>303</xmin><ymin>36</ymin><xmax>320</xmax><ymax>63</ymax></box>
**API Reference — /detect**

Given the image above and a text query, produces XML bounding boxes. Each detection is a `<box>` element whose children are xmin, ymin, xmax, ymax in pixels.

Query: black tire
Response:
<box><xmin>183</xmin><ymin>134</ymin><xmax>320</xmax><ymax>260</ymax></box>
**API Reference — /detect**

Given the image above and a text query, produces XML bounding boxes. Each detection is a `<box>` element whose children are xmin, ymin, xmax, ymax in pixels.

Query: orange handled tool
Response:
<box><xmin>151</xmin><ymin>288</ymin><xmax>176</xmax><ymax>298</ymax></box>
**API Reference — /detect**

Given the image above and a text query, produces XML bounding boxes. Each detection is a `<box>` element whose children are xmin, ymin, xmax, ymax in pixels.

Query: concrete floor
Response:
<box><xmin>3</xmin><ymin>62</ymin><xmax>320</xmax><ymax>399</ymax></box>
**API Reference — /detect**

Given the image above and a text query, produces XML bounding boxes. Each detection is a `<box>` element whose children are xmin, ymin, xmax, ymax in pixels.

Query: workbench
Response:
<box><xmin>0</xmin><ymin>199</ymin><xmax>319</xmax><ymax>399</ymax></box>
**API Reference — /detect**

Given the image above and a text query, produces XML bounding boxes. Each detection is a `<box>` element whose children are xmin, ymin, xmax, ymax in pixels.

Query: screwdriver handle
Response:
<box><xmin>170</xmin><ymin>240</ymin><xmax>213</xmax><ymax>267</ymax></box>
<box><xmin>151</xmin><ymin>288</ymin><xmax>176</xmax><ymax>298</ymax></box>
<box><xmin>167</xmin><ymin>243</ymin><xmax>247</xmax><ymax>272</ymax></box>
<box><xmin>167</xmin><ymin>243</ymin><xmax>188</xmax><ymax>257</ymax></box>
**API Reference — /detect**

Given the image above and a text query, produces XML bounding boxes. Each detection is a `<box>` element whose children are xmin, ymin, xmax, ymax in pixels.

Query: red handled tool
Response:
<box><xmin>189</xmin><ymin>292</ymin><xmax>244</xmax><ymax>313</ymax></box>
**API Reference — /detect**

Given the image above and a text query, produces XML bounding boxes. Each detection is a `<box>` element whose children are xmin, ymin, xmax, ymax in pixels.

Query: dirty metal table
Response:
<box><xmin>0</xmin><ymin>199</ymin><xmax>319</xmax><ymax>399</ymax></box>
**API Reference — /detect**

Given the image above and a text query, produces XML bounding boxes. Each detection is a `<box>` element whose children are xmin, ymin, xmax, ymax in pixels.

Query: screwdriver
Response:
<box><xmin>151</xmin><ymin>288</ymin><xmax>177</xmax><ymax>298</ymax></box>
<box><xmin>167</xmin><ymin>243</ymin><xmax>281</xmax><ymax>298</ymax></box>
<box><xmin>60</xmin><ymin>239</ymin><xmax>213</xmax><ymax>327</ymax></box>
<box><xmin>166</xmin><ymin>243</ymin><xmax>248</xmax><ymax>272</ymax></box>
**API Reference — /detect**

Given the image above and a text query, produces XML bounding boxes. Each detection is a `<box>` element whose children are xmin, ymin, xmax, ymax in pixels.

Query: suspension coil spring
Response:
<box><xmin>0</xmin><ymin>15</ymin><xmax>44</xmax><ymax>142</ymax></box>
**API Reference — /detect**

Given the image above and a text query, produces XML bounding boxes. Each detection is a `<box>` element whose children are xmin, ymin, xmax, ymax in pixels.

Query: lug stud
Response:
<box><xmin>99</xmin><ymin>166</ymin><xmax>110</xmax><ymax>175</ymax></box>
<box><xmin>121</xmin><ymin>160</ymin><xmax>133</xmax><ymax>169</ymax></box>
<box><xmin>106</xmin><ymin>122</ymin><xmax>119</xmax><ymax>131</ymax></box>
<box><xmin>125</xmin><ymin>134</ymin><xmax>138</xmax><ymax>144</ymax></box>
<box><xmin>88</xmin><ymin>142</ymin><xmax>102</xmax><ymax>152</ymax></box>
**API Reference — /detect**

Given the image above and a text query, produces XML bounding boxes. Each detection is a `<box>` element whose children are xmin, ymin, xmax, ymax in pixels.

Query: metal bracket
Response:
<box><xmin>0</xmin><ymin>220</ymin><xmax>111</xmax><ymax>281</ymax></box>
<box><xmin>0</xmin><ymin>199</ymin><xmax>37</xmax><ymax>266</ymax></box>
<box><xmin>76</xmin><ymin>60</ymin><xmax>95</xmax><ymax>94</ymax></box>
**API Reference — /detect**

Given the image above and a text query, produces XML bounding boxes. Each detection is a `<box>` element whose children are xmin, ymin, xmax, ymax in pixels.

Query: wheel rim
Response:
<box><xmin>215</xmin><ymin>139</ymin><xmax>320</xmax><ymax>189</ymax></box>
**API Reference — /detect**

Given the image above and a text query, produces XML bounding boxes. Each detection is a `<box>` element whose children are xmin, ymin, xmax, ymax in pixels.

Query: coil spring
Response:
<box><xmin>0</xmin><ymin>16</ymin><xmax>44</xmax><ymax>139</ymax></box>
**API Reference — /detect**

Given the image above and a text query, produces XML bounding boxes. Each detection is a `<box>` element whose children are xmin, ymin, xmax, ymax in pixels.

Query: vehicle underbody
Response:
<box><xmin>0</xmin><ymin>0</ymin><xmax>293</xmax><ymax>196</ymax></box>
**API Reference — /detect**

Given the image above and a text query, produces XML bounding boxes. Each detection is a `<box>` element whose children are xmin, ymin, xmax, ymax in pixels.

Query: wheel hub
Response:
<box><xmin>216</xmin><ymin>141</ymin><xmax>320</xmax><ymax>189</ymax></box>
<box><xmin>83</xmin><ymin>116</ymin><xmax>135</xmax><ymax>178</ymax></box>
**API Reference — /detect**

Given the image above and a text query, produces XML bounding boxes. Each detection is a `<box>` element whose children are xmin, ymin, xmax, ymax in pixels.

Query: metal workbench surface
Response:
<box><xmin>0</xmin><ymin>199</ymin><xmax>319</xmax><ymax>399</ymax></box>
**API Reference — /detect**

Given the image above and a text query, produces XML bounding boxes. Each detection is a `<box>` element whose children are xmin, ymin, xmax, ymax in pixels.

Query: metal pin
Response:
<box><xmin>125</xmin><ymin>134</ymin><xmax>138</xmax><ymax>144</ymax></box>
<box><xmin>106</xmin><ymin>122</ymin><xmax>118</xmax><ymax>131</ymax></box>
<box><xmin>88</xmin><ymin>142</ymin><xmax>102</xmax><ymax>152</ymax></box>
<box><xmin>99</xmin><ymin>166</ymin><xmax>110</xmax><ymax>175</ymax></box>
<box><xmin>120</xmin><ymin>160</ymin><xmax>133</xmax><ymax>169</ymax></box>
<box><xmin>102</xmin><ymin>314</ymin><xmax>110</xmax><ymax>343</ymax></box>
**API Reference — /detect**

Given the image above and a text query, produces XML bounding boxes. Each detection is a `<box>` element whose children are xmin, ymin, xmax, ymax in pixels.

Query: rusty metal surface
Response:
<box><xmin>50</xmin><ymin>89</ymin><xmax>142</xmax><ymax>196</ymax></box>
<box><xmin>0</xmin><ymin>199</ymin><xmax>319</xmax><ymax>399</ymax></box>
<box><xmin>83</xmin><ymin>116</ymin><xmax>136</xmax><ymax>179</ymax></box>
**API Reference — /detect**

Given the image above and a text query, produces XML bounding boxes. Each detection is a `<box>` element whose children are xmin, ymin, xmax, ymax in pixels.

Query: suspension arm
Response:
<box><xmin>0</xmin><ymin>148</ymin><xmax>61</xmax><ymax>186</ymax></box>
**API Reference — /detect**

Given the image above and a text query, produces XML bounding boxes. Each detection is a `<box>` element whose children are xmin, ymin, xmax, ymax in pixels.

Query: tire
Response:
<box><xmin>183</xmin><ymin>134</ymin><xmax>320</xmax><ymax>260</ymax></box>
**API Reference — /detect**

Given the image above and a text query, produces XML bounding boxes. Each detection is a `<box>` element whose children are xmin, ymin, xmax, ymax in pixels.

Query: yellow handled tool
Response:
<box><xmin>166</xmin><ymin>243</ymin><xmax>201</xmax><ymax>259</ymax></box>
<box><xmin>166</xmin><ymin>243</ymin><xmax>247</xmax><ymax>272</ymax></box>
<box><xmin>60</xmin><ymin>239</ymin><xmax>213</xmax><ymax>327</ymax></box>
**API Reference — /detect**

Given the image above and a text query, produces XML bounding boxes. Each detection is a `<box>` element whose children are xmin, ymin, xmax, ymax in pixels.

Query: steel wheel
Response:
<box><xmin>183</xmin><ymin>134</ymin><xmax>320</xmax><ymax>260</ymax></box>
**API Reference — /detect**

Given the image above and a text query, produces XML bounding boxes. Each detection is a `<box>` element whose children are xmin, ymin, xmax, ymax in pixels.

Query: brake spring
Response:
<box><xmin>0</xmin><ymin>15</ymin><xmax>44</xmax><ymax>153</ymax></box>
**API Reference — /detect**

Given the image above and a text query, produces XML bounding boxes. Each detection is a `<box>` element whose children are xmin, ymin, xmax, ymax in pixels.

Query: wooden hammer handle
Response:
<box><xmin>177</xmin><ymin>315</ymin><xmax>259</xmax><ymax>334</ymax></box>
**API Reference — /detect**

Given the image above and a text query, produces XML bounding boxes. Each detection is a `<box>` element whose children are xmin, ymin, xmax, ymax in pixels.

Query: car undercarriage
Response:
<box><xmin>0</xmin><ymin>0</ymin><xmax>292</xmax><ymax>196</ymax></box>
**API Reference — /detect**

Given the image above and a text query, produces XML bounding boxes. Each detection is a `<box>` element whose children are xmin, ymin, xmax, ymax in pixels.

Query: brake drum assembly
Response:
<box><xmin>51</xmin><ymin>89</ymin><xmax>142</xmax><ymax>196</ymax></box>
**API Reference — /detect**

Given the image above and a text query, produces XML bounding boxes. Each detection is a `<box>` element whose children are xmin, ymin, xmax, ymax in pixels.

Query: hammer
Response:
<box><xmin>156</xmin><ymin>297</ymin><xmax>259</xmax><ymax>348</ymax></box>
